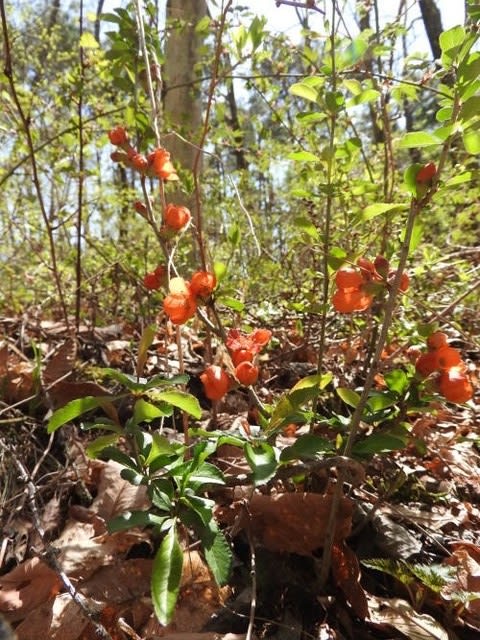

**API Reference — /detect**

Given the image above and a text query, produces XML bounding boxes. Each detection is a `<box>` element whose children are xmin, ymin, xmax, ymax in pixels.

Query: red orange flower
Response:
<box><xmin>149</xmin><ymin>148</ymin><xmax>178</xmax><ymax>181</ymax></box>
<box><xmin>190</xmin><ymin>271</ymin><xmax>217</xmax><ymax>299</ymax></box>
<box><xmin>163</xmin><ymin>292</ymin><xmax>197</xmax><ymax>324</ymax></box>
<box><xmin>200</xmin><ymin>365</ymin><xmax>230</xmax><ymax>401</ymax></box>
<box><xmin>108</xmin><ymin>126</ymin><xmax>129</xmax><ymax>146</ymax></box>
<box><xmin>164</xmin><ymin>204</ymin><xmax>191</xmax><ymax>231</ymax></box>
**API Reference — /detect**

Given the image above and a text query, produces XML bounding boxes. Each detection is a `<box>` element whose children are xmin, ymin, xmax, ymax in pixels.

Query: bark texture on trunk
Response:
<box><xmin>163</xmin><ymin>0</ymin><xmax>207</xmax><ymax>172</ymax></box>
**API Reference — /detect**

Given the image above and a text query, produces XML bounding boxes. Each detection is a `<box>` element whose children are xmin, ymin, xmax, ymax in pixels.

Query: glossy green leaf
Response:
<box><xmin>151</xmin><ymin>526</ymin><xmax>183</xmax><ymax>625</ymax></box>
<box><xmin>108</xmin><ymin>510</ymin><xmax>168</xmax><ymax>533</ymax></box>
<box><xmin>280</xmin><ymin>434</ymin><xmax>334</xmax><ymax>461</ymax></box>
<box><xmin>336</xmin><ymin>387</ymin><xmax>361</xmax><ymax>408</ymax></box>
<box><xmin>244</xmin><ymin>442</ymin><xmax>278</xmax><ymax>486</ymax></box>
<box><xmin>85</xmin><ymin>434</ymin><xmax>120</xmax><ymax>458</ymax></box>
<box><xmin>289</xmin><ymin>82</ymin><xmax>318</xmax><ymax>103</ymax></box>
<box><xmin>200</xmin><ymin>523</ymin><xmax>232</xmax><ymax>585</ymax></box>
<box><xmin>132</xmin><ymin>398</ymin><xmax>169</xmax><ymax>425</ymax></box>
<box><xmin>463</xmin><ymin>130</ymin><xmax>480</xmax><ymax>154</ymax></box>
<box><xmin>47</xmin><ymin>395</ymin><xmax>118</xmax><ymax>433</ymax></box>
<box><xmin>399</xmin><ymin>132</ymin><xmax>442</xmax><ymax>148</ymax></box>
<box><xmin>154</xmin><ymin>390</ymin><xmax>202</xmax><ymax>419</ymax></box>
<box><xmin>287</xmin><ymin>150</ymin><xmax>321</xmax><ymax>162</ymax></box>
<box><xmin>360</xmin><ymin>203</ymin><xmax>406</xmax><ymax>221</ymax></box>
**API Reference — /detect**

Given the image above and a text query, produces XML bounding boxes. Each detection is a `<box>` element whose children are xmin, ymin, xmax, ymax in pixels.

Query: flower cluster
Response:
<box><xmin>108</xmin><ymin>126</ymin><xmax>178</xmax><ymax>181</ymax></box>
<box><xmin>200</xmin><ymin>328</ymin><xmax>272</xmax><ymax>401</ymax></box>
<box><xmin>143</xmin><ymin>265</ymin><xmax>167</xmax><ymax>291</ymax></box>
<box><xmin>415</xmin><ymin>331</ymin><xmax>473</xmax><ymax>403</ymax></box>
<box><xmin>332</xmin><ymin>255</ymin><xmax>409</xmax><ymax>313</ymax></box>
<box><xmin>163</xmin><ymin>272</ymin><xmax>217</xmax><ymax>325</ymax></box>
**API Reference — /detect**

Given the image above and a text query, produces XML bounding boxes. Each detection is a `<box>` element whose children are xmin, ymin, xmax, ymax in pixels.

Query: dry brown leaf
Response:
<box><xmin>331</xmin><ymin>542</ymin><xmax>369</xmax><ymax>619</ymax></box>
<box><xmin>43</xmin><ymin>339</ymin><xmax>77</xmax><ymax>385</ymax></box>
<box><xmin>90</xmin><ymin>460</ymin><xmax>150</xmax><ymax>520</ymax></box>
<box><xmin>48</xmin><ymin>380</ymin><xmax>112</xmax><ymax>410</ymax></box>
<box><xmin>240</xmin><ymin>492</ymin><xmax>353</xmax><ymax>555</ymax></box>
<box><xmin>442</xmin><ymin>543</ymin><xmax>480</xmax><ymax>625</ymax></box>
<box><xmin>367</xmin><ymin>594</ymin><xmax>449</xmax><ymax>640</ymax></box>
<box><xmin>55</xmin><ymin>520</ymin><xmax>146</xmax><ymax>580</ymax></box>
<box><xmin>0</xmin><ymin>345</ymin><xmax>34</xmax><ymax>403</ymax></box>
<box><xmin>80</xmin><ymin>559</ymin><xmax>152</xmax><ymax>602</ymax></box>
<box><xmin>0</xmin><ymin>558</ymin><xmax>62</xmax><ymax>623</ymax></box>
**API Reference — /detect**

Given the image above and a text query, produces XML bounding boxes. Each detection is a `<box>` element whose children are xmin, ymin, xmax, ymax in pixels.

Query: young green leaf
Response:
<box><xmin>47</xmin><ymin>395</ymin><xmax>119</xmax><ymax>433</ymax></box>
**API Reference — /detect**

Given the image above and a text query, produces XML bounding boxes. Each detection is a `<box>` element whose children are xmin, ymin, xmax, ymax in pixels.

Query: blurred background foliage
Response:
<box><xmin>0</xmin><ymin>0</ymin><xmax>478</xmax><ymax>344</ymax></box>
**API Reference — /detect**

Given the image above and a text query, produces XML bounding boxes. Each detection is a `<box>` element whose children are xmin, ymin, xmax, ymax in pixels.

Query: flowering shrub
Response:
<box><xmin>415</xmin><ymin>331</ymin><xmax>473</xmax><ymax>404</ymax></box>
<box><xmin>332</xmin><ymin>256</ymin><xmax>409</xmax><ymax>313</ymax></box>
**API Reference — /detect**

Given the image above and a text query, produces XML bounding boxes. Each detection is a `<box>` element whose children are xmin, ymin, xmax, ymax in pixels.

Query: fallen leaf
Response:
<box><xmin>331</xmin><ymin>542</ymin><xmax>369</xmax><ymax>619</ymax></box>
<box><xmin>0</xmin><ymin>558</ymin><xmax>62</xmax><ymax>623</ymax></box>
<box><xmin>367</xmin><ymin>594</ymin><xmax>449</xmax><ymax>640</ymax></box>
<box><xmin>239</xmin><ymin>492</ymin><xmax>353</xmax><ymax>555</ymax></box>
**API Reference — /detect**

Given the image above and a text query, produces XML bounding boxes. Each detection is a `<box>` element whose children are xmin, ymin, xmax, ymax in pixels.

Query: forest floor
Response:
<box><xmin>0</xmin><ymin>313</ymin><xmax>479</xmax><ymax>640</ymax></box>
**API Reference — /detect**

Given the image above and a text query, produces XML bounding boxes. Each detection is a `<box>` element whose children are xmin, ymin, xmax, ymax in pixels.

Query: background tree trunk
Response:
<box><xmin>163</xmin><ymin>0</ymin><xmax>207</xmax><ymax>172</ymax></box>
<box><xmin>418</xmin><ymin>0</ymin><xmax>443</xmax><ymax>61</ymax></box>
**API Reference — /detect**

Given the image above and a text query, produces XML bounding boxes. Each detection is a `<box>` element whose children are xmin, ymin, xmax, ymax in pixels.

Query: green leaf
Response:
<box><xmin>293</xmin><ymin>216</ymin><xmax>319</xmax><ymax>240</ymax></box>
<box><xmin>132</xmin><ymin>398</ymin><xmax>169</xmax><ymax>425</ymax></box>
<box><xmin>108</xmin><ymin>510</ymin><xmax>168</xmax><ymax>533</ymax></box>
<box><xmin>289</xmin><ymin>82</ymin><xmax>318</xmax><ymax>103</ymax></box>
<box><xmin>218</xmin><ymin>296</ymin><xmax>245</xmax><ymax>312</ymax></box>
<box><xmin>360</xmin><ymin>203</ymin><xmax>406</xmax><ymax>221</ymax></box>
<box><xmin>399</xmin><ymin>132</ymin><xmax>442</xmax><ymax>148</ymax></box>
<box><xmin>280</xmin><ymin>434</ymin><xmax>334</xmax><ymax>461</ymax></box>
<box><xmin>154</xmin><ymin>390</ymin><xmax>201</xmax><ymax>419</ymax></box>
<box><xmin>384</xmin><ymin>370</ymin><xmax>409</xmax><ymax>395</ymax></box>
<box><xmin>145</xmin><ymin>433</ymin><xmax>177</xmax><ymax>466</ymax></box>
<box><xmin>244</xmin><ymin>442</ymin><xmax>278</xmax><ymax>486</ymax></box>
<box><xmin>336</xmin><ymin>387</ymin><xmax>361</xmax><ymax>408</ymax></box>
<box><xmin>439</xmin><ymin>25</ymin><xmax>466</xmax><ymax>67</ymax></box>
<box><xmin>287</xmin><ymin>150</ymin><xmax>321</xmax><ymax>162</ymax></box>
<box><xmin>214</xmin><ymin>260</ymin><xmax>228</xmax><ymax>281</ymax></box>
<box><xmin>459</xmin><ymin>96</ymin><xmax>480</xmax><ymax>124</ymax></box>
<box><xmin>47</xmin><ymin>395</ymin><xmax>117</xmax><ymax>433</ymax></box>
<box><xmin>85</xmin><ymin>434</ymin><xmax>120</xmax><ymax>458</ymax></box>
<box><xmin>289</xmin><ymin>372</ymin><xmax>333</xmax><ymax>405</ymax></box>
<box><xmin>151</xmin><ymin>526</ymin><xmax>183</xmax><ymax>625</ymax></box>
<box><xmin>79</xmin><ymin>32</ymin><xmax>99</xmax><ymax>48</ymax></box>
<box><xmin>342</xmin><ymin>78</ymin><xmax>362</xmax><ymax>96</ymax></box>
<box><xmin>187</xmin><ymin>461</ymin><xmax>225</xmax><ymax>487</ymax></box>
<box><xmin>463</xmin><ymin>130</ymin><xmax>480</xmax><ymax>154</ymax></box>
<box><xmin>201</xmin><ymin>524</ymin><xmax>232</xmax><ymax>585</ymax></box>
<box><xmin>444</xmin><ymin>171</ymin><xmax>473</xmax><ymax>187</ymax></box>
<box><xmin>136</xmin><ymin>324</ymin><xmax>157</xmax><ymax>377</ymax></box>
<box><xmin>366</xmin><ymin>392</ymin><xmax>398</xmax><ymax>413</ymax></box>
<box><xmin>346</xmin><ymin>89</ymin><xmax>380</xmax><ymax>107</ymax></box>
<box><xmin>352</xmin><ymin>431</ymin><xmax>408</xmax><ymax>455</ymax></box>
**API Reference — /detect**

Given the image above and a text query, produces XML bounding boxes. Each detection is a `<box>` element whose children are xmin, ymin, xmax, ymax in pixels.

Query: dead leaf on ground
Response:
<box><xmin>331</xmin><ymin>542</ymin><xmax>369</xmax><ymax>619</ymax></box>
<box><xmin>238</xmin><ymin>492</ymin><xmax>353</xmax><ymax>555</ymax></box>
<box><xmin>367</xmin><ymin>594</ymin><xmax>449</xmax><ymax>640</ymax></box>
<box><xmin>89</xmin><ymin>460</ymin><xmax>150</xmax><ymax>520</ymax></box>
<box><xmin>442</xmin><ymin>543</ymin><xmax>480</xmax><ymax>626</ymax></box>
<box><xmin>0</xmin><ymin>345</ymin><xmax>34</xmax><ymax>403</ymax></box>
<box><xmin>43</xmin><ymin>339</ymin><xmax>77</xmax><ymax>386</ymax></box>
<box><xmin>0</xmin><ymin>557</ymin><xmax>62</xmax><ymax>622</ymax></box>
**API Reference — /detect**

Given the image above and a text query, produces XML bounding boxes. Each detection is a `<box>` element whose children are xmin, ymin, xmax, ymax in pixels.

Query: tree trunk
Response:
<box><xmin>163</xmin><ymin>0</ymin><xmax>207</xmax><ymax>172</ymax></box>
<box><xmin>418</xmin><ymin>0</ymin><xmax>443</xmax><ymax>61</ymax></box>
